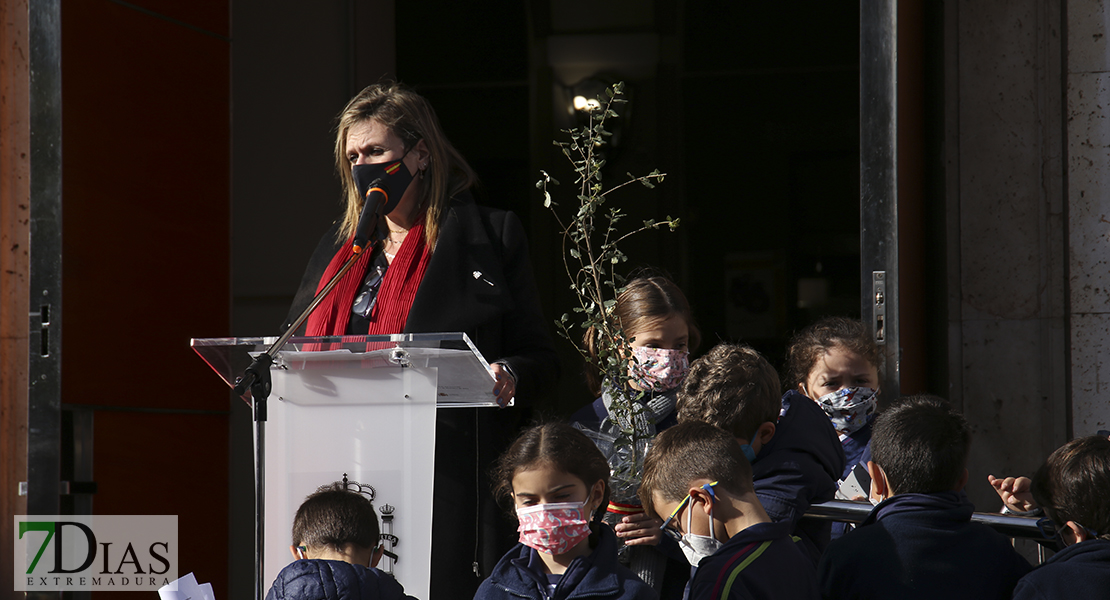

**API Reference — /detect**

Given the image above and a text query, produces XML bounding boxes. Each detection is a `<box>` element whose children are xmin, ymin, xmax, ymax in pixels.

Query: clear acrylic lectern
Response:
<box><xmin>191</xmin><ymin>333</ymin><xmax>500</xmax><ymax>600</ymax></box>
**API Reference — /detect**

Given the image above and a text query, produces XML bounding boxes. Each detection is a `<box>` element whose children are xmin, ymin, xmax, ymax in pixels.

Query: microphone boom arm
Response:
<box><xmin>233</xmin><ymin>186</ymin><xmax>387</xmax><ymax>397</ymax></box>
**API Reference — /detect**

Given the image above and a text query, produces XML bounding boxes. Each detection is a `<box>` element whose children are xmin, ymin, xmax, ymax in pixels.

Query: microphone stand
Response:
<box><xmin>235</xmin><ymin>196</ymin><xmax>385</xmax><ymax>600</ymax></box>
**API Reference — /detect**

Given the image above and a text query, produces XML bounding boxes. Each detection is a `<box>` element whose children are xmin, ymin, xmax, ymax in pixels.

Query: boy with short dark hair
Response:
<box><xmin>1012</xmin><ymin>435</ymin><xmax>1110</xmax><ymax>599</ymax></box>
<box><xmin>640</xmin><ymin>421</ymin><xmax>819</xmax><ymax>600</ymax></box>
<box><xmin>817</xmin><ymin>395</ymin><xmax>1031</xmax><ymax>600</ymax></box>
<box><xmin>677</xmin><ymin>343</ymin><xmax>845</xmax><ymax>563</ymax></box>
<box><xmin>266</xmin><ymin>482</ymin><xmax>416</xmax><ymax>600</ymax></box>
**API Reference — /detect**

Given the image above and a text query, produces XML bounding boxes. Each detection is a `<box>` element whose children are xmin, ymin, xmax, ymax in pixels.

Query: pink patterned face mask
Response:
<box><xmin>629</xmin><ymin>347</ymin><xmax>690</xmax><ymax>392</ymax></box>
<box><xmin>515</xmin><ymin>502</ymin><xmax>592</xmax><ymax>555</ymax></box>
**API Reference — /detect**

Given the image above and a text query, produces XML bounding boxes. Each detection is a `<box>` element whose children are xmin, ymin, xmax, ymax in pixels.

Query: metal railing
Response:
<box><xmin>805</xmin><ymin>500</ymin><xmax>1052</xmax><ymax>563</ymax></box>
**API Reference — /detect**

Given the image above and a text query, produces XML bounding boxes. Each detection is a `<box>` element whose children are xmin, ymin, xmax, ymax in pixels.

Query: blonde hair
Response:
<box><xmin>333</xmin><ymin>82</ymin><xmax>477</xmax><ymax>247</ymax></box>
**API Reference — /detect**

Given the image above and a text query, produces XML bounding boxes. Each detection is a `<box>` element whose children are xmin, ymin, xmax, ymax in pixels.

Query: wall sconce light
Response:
<box><xmin>564</xmin><ymin>76</ymin><xmax>629</xmax><ymax>153</ymax></box>
<box><xmin>573</xmin><ymin>95</ymin><xmax>602</xmax><ymax>112</ymax></box>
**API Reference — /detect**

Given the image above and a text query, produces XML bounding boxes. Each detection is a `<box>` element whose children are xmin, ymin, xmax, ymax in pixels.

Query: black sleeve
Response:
<box><xmin>491</xmin><ymin>210</ymin><xmax>560</xmax><ymax>400</ymax></box>
<box><xmin>282</xmin><ymin>221</ymin><xmax>344</xmax><ymax>333</ymax></box>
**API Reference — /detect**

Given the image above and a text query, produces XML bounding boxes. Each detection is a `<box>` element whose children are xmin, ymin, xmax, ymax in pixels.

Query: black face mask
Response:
<box><xmin>351</xmin><ymin>154</ymin><xmax>414</xmax><ymax>216</ymax></box>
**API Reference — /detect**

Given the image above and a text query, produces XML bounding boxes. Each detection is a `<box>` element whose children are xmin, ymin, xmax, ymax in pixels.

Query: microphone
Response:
<box><xmin>352</xmin><ymin>179</ymin><xmax>389</xmax><ymax>254</ymax></box>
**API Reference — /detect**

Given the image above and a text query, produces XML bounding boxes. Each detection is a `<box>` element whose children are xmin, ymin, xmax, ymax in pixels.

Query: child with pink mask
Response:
<box><xmin>569</xmin><ymin>274</ymin><xmax>701</xmax><ymax>598</ymax></box>
<box><xmin>474</xmin><ymin>422</ymin><xmax>656</xmax><ymax>600</ymax></box>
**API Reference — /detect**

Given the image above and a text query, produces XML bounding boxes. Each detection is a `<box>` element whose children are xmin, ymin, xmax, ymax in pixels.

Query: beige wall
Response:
<box><xmin>1065</xmin><ymin>0</ymin><xmax>1110</xmax><ymax>438</ymax></box>
<box><xmin>945</xmin><ymin>0</ymin><xmax>1110</xmax><ymax>512</ymax></box>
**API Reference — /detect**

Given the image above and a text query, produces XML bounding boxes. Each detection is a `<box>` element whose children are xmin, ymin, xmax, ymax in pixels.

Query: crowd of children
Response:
<box><xmin>265</xmin><ymin>274</ymin><xmax>1110</xmax><ymax>600</ymax></box>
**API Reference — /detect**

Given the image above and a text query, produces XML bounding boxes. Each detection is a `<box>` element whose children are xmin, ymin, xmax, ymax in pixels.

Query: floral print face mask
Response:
<box><xmin>815</xmin><ymin>386</ymin><xmax>878</xmax><ymax>435</ymax></box>
<box><xmin>516</xmin><ymin>502</ymin><xmax>592</xmax><ymax>555</ymax></box>
<box><xmin>629</xmin><ymin>347</ymin><xmax>690</xmax><ymax>392</ymax></box>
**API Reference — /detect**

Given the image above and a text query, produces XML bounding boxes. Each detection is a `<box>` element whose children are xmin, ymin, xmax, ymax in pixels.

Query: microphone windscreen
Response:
<box><xmin>352</xmin><ymin>178</ymin><xmax>388</xmax><ymax>253</ymax></box>
<box><xmin>353</xmin><ymin>161</ymin><xmax>404</xmax><ymax>215</ymax></box>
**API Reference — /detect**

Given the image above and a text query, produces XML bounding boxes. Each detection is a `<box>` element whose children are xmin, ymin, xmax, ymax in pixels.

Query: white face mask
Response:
<box><xmin>678</xmin><ymin>499</ymin><xmax>722</xmax><ymax>566</ymax></box>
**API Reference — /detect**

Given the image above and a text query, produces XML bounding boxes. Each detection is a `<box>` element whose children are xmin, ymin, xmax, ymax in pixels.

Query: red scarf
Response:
<box><xmin>305</xmin><ymin>216</ymin><xmax>431</xmax><ymax>337</ymax></box>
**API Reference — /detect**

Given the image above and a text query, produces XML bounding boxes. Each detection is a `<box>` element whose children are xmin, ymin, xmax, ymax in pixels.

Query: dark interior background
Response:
<box><xmin>49</xmin><ymin>1</ymin><xmax>866</xmax><ymax>598</ymax></box>
<box><xmin>385</xmin><ymin>1</ymin><xmax>862</xmax><ymax>409</ymax></box>
<box><xmin>227</xmin><ymin>4</ymin><xmax>862</xmax><ymax>596</ymax></box>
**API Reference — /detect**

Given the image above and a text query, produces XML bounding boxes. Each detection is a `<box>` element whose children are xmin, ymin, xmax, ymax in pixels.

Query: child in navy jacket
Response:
<box><xmin>475</xmin><ymin>422</ymin><xmax>656</xmax><ymax>600</ymax></box>
<box><xmin>479</xmin><ymin>522</ymin><xmax>654</xmax><ymax>600</ymax></box>
<box><xmin>639</xmin><ymin>421</ymin><xmax>818</xmax><ymax>600</ymax></box>
<box><xmin>266</xmin><ymin>482</ymin><xmax>415</xmax><ymax>600</ymax></box>
<box><xmin>785</xmin><ymin>317</ymin><xmax>883</xmax><ymax>484</ymax></box>
<box><xmin>817</xmin><ymin>395</ymin><xmax>1031</xmax><ymax>600</ymax></box>
<box><xmin>677</xmin><ymin>343</ymin><xmax>845</xmax><ymax>563</ymax></box>
<box><xmin>1011</xmin><ymin>435</ymin><xmax>1110</xmax><ymax>599</ymax></box>
<box><xmin>785</xmin><ymin>317</ymin><xmax>883</xmax><ymax>539</ymax></box>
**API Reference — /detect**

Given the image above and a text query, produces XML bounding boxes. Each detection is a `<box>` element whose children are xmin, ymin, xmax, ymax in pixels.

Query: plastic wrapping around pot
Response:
<box><xmin>575</xmin><ymin>421</ymin><xmax>653</xmax><ymax>503</ymax></box>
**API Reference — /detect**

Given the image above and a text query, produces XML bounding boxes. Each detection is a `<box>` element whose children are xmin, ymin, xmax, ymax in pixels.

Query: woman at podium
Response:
<box><xmin>282</xmin><ymin>82</ymin><xmax>559</xmax><ymax>599</ymax></box>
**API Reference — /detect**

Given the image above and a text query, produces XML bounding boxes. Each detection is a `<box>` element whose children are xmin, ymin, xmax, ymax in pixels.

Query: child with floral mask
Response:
<box><xmin>786</xmin><ymin>317</ymin><xmax>883</xmax><ymax>510</ymax></box>
<box><xmin>578</xmin><ymin>275</ymin><xmax>701</xmax><ymax>429</ymax></box>
<box><xmin>475</xmin><ymin>422</ymin><xmax>655</xmax><ymax>600</ymax></box>
<box><xmin>569</xmin><ymin>274</ymin><xmax>701</xmax><ymax>597</ymax></box>
<box><xmin>640</xmin><ymin>421</ymin><xmax>820</xmax><ymax>599</ymax></box>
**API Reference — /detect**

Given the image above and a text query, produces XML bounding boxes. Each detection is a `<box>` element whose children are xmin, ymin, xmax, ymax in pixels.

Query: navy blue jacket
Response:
<box><xmin>265</xmin><ymin>559</ymin><xmax>416</xmax><ymax>600</ymax></box>
<box><xmin>831</xmin><ymin>422</ymin><xmax>872</xmax><ymax>540</ymax></box>
<box><xmin>475</xmin><ymin>524</ymin><xmax>658</xmax><ymax>600</ymax></box>
<box><xmin>1012</xmin><ymin>538</ymin><xmax>1110</xmax><ymax>600</ymax></box>
<box><xmin>839</xmin><ymin>422</ymin><xmax>872</xmax><ymax>481</ymax></box>
<box><xmin>753</xmin><ymin>391</ymin><xmax>846</xmax><ymax>563</ymax></box>
<box><xmin>688</xmin><ymin>520</ymin><xmax>818</xmax><ymax>600</ymax></box>
<box><xmin>817</xmin><ymin>491</ymin><xmax>1032</xmax><ymax>600</ymax></box>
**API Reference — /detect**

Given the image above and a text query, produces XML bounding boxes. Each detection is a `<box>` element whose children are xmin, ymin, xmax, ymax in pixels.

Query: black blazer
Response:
<box><xmin>284</xmin><ymin>192</ymin><xmax>559</xmax><ymax>400</ymax></box>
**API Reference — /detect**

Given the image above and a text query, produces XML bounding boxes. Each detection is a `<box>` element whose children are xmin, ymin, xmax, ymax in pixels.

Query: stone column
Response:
<box><xmin>946</xmin><ymin>0</ymin><xmax>1069</xmax><ymax>509</ymax></box>
<box><xmin>1066</xmin><ymin>0</ymin><xmax>1110</xmax><ymax>438</ymax></box>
